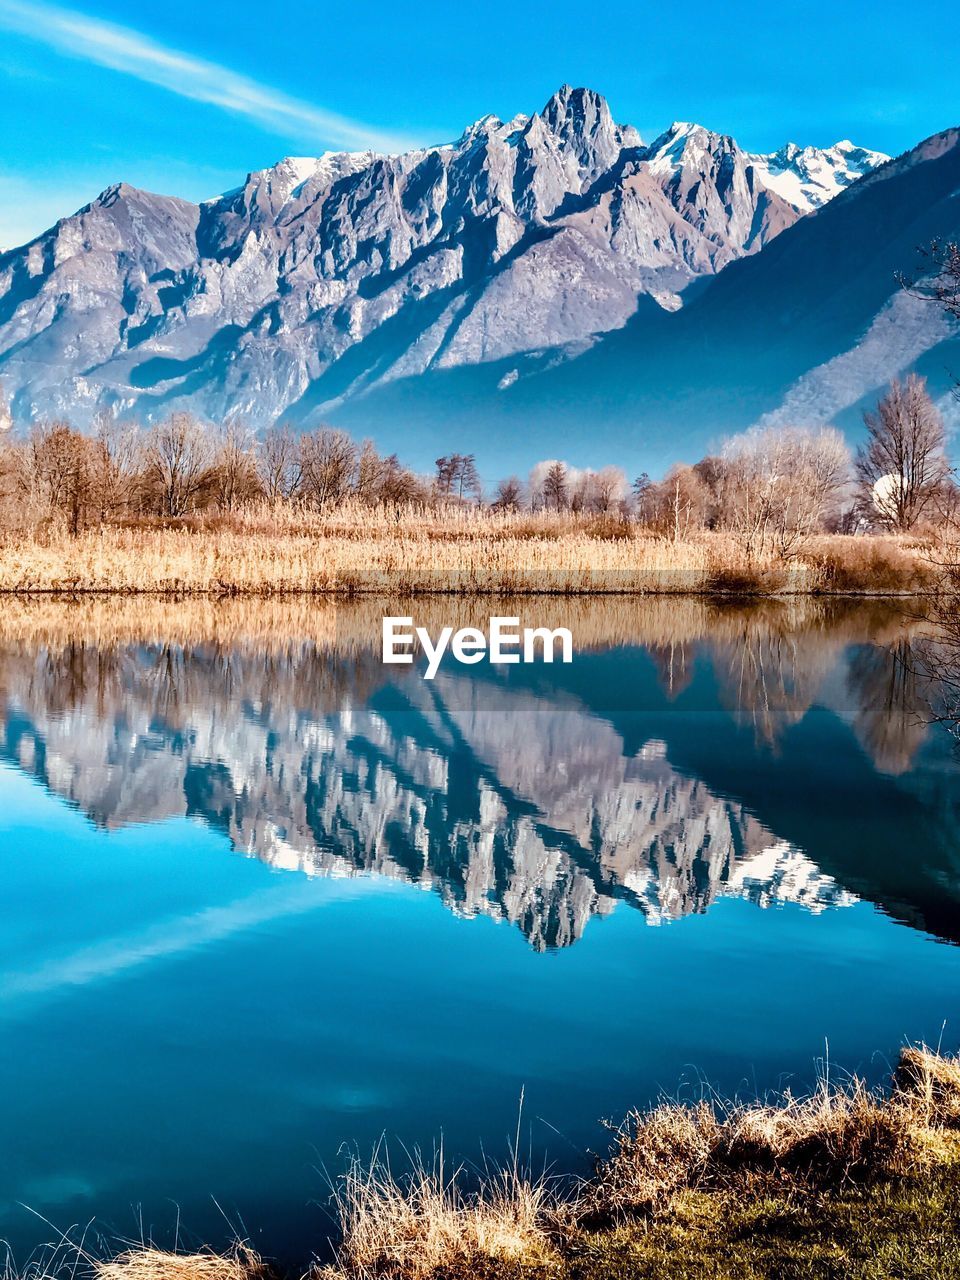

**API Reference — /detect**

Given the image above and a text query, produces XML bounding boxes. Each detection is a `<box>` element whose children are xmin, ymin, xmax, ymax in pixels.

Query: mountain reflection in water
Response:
<box><xmin>1</xmin><ymin>595</ymin><xmax>957</xmax><ymax>949</ymax></box>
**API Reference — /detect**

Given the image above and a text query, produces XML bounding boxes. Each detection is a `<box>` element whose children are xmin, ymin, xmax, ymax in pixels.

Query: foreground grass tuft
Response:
<box><xmin>312</xmin><ymin>1150</ymin><xmax>557</xmax><ymax>1280</ymax></box>
<box><xmin>578</xmin><ymin>1074</ymin><xmax>941</xmax><ymax>1225</ymax></box>
<box><xmin>94</xmin><ymin>1249</ymin><xmax>267</xmax><ymax>1280</ymax></box>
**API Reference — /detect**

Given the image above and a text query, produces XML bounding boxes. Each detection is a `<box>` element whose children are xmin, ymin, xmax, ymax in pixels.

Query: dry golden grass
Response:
<box><xmin>896</xmin><ymin>1045</ymin><xmax>960</xmax><ymax>1129</ymax></box>
<box><xmin>579</xmin><ymin>1045</ymin><xmax>960</xmax><ymax>1227</ymax></box>
<box><xmin>810</xmin><ymin>537</ymin><xmax>936</xmax><ymax>594</ymax></box>
<box><xmin>0</xmin><ymin>525</ymin><xmax>707</xmax><ymax>594</ymax></box>
<box><xmin>0</xmin><ymin>506</ymin><xmax>938</xmax><ymax>596</ymax></box>
<box><xmin>93</xmin><ymin>1248</ymin><xmax>266</xmax><ymax>1280</ymax></box>
<box><xmin>315</xmin><ymin>1150</ymin><xmax>557</xmax><ymax>1280</ymax></box>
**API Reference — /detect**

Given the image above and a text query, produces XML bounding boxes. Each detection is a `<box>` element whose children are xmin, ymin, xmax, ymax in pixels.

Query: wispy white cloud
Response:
<box><xmin>0</xmin><ymin>0</ymin><xmax>415</xmax><ymax>153</ymax></box>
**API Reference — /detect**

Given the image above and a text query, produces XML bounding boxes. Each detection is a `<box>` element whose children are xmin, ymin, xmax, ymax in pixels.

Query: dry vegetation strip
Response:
<box><xmin>32</xmin><ymin>1047</ymin><xmax>960</xmax><ymax>1280</ymax></box>
<box><xmin>0</xmin><ymin>516</ymin><xmax>938</xmax><ymax>596</ymax></box>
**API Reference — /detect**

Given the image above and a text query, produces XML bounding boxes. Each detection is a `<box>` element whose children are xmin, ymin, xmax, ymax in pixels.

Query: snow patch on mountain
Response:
<box><xmin>755</xmin><ymin>140</ymin><xmax>889</xmax><ymax>211</ymax></box>
<box><xmin>645</xmin><ymin>123</ymin><xmax>889</xmax><ymax>215</ymax></box>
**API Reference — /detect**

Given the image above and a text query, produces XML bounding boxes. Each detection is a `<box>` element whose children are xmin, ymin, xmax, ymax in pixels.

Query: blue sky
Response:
<box><xmin>0</xmin><ymin>0</ymin><xmax>955</xmax><ymax>249</ymax></box>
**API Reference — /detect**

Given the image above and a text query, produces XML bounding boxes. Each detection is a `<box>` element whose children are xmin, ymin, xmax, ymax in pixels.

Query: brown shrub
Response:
<box><xmin>704</xmin><ymin>565</ymin><xmax>788</xmax><ymax>595</ymax></box>
<box><xmin>581</xmin><ymin>514</ymin><xmax>635</xmax><ymax>542</ymax></box>
<box><xmin>812</xmin><ymin>538</ymin><xmax>934</xmax><ymax>594</ymax></box>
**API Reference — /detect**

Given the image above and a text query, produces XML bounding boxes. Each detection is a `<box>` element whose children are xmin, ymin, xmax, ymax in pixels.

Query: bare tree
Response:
<box><xmin>434</xmin><ymin>453</ymin><xmax>480</xmax><ymax>502</ymax></box>
<box><xmin>257</xmin><ymin>424</ymin><xmax>302</xmax><ymax>503</ymax></box>
<box><xmin>691</xmin><ymin>455</ymin><xmax>725</xmax><ymax>529</ymax></box>
<box><xmin>354</xmin><ymin>440</ymin><xmax>386</xmax><ymax>505</ymax></box>
<box><xmin>661</xmin><ymin>464</ymin><xmax>711</xmax><ymax>543</ymax></box>
<box><xmin>89</xmin><ymin>410</ymin><xmax>141</xmax><ymax>522</ymax></box>
<box><xmin>19</xmin><ymin>421</ymin><xmax>98</xmax><ymax>534</ymax></box>
<box><xmin>210</xmin><ymin>419</ymin><xmax>260</xmax><ymax>511</ymax></box>
<box><xmin>589</xmin><ymin>465</ymin><xmax>628</xmax><ymax>514</ymax></box>
<box><xmin>856</xmin><ymin>376</ymin><xmax>950</xmax><ymax>531</ymax></box>
<box><xmin>569</xmin><ymin>471</ymin><xmax>589</xmax><ymax>513</ymax></box>
<box><xmin>492</xmin><ymin>476</ymin><xmax>524</xmax><ymax>511</ymax></box>
<box><xmin>24</xmin><ymin>421</ymin><xmax>78</xmax><ymax>508</ymax></box>
<box><xmin>299</xmin><ymin>427</ymin><xmax>357</xmax><ymax>510</ymax></box>
<box><xmin>901</xmin><ymin>239</ymin><xmax>960</xmax><ymax>324</ymax></box>
<box><xmin>542</xmin><ymin>461</ymin><xmax>569</xmax><ymax>512</ymax></box>
<box><xmin>456</xmin><ymin>454</ymin><xmax>480</xmax><ymax>502</ymax></box>
<box><xmin>434</xmin><ymin>455</ymin><xmax>457</xmax><ymax>497</ymax></box>
<box><xmin>144</xmin><ymin>413</ymin><xmax>212</xmax><ymax>517</ymax></box>
<box><xmin>378</xmin><ymin>454</ymin><xmax>424</xmax><ymax>508</ymax></box>
<box><xmin>0</xmin><ymin>429</ymin><xmax>16</xmax><ymax>526</ymax></box>
<box><xmin>720</xmin><ymin>425</ymin><xmax>851</xmax><ymax>558</ymax></box>
<box><xmin>564</xmin><ymin>466</ymin><xmax>626</xmax><ymax>515</ymax></box>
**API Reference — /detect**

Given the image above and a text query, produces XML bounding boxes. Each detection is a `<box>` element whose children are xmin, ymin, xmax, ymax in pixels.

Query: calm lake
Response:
<box><xmin>1</xmin><ymin>596</ymin><xmax>959</xmax><ymax>1263</ymax></box>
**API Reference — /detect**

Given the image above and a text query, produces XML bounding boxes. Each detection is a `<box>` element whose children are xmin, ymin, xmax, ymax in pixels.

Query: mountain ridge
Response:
<box><xmin>0</xmin><ymin>84</ymin><xmax>892</xmax><ymax>461</ymax></box>
<box><xmin>330</xmin><ymin>124</ymin><xmax>960</xmax><ymax>473</ymax></box>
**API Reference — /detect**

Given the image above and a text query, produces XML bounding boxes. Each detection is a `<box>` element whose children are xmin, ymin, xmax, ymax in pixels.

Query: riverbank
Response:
<box><xmin>61</xmin><ymin>1047</ymin><xmax>960</xmax><ymax>1280</ymax></box>
<box><xmin>0</xmin><ymin>512</ymin><xmax>940</xmax><ymax>595</ymax></box>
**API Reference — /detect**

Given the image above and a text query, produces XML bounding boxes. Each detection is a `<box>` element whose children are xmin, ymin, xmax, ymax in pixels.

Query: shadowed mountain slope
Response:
<box><xmin>332</xmin><ymin>128</ymin><xmax>960</xmax><ymax>473</ymax></box>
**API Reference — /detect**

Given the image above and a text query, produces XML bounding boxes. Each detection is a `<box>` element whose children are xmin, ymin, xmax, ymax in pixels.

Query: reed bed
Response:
<box><xmin>0</xmin><ymin>508</ymin><xmax>936</xmax><ymax>596</ymax></box>
<box><xmin>0</xmin><ymin>525</ymin><xmax>712</xmax><ymax>594</ymax></box>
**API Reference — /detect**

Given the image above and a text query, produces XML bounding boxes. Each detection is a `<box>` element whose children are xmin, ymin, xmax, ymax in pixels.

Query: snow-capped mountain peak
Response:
<box><xmin>756</xmin><ymin>138</ymin><xmax>890</xmax><ymax>211</ymax></box>
<box><xmin>644</xmin><ymin>121</ymin><xmax>730</xmax><ymax>172</ymax></box>
<box><xmin>642</xmin><ymin>122</ymin><xmax>889</xmax><ymax>215</ymax></box>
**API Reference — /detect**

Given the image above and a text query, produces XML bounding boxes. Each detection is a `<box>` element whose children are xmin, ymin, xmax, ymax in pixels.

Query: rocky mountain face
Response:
<box><xmin>334</xmin><ymin>124</ymin><xmax>960</xmax><ymax>473</ymax></box>
<box><xmin>0</xmin><ymin>85</ymin><xmax>887</xmax><ymax>433</ymax></box>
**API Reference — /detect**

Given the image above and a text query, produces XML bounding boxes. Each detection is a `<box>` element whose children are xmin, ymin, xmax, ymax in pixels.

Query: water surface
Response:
<box><xmin>0</xmin><ymin>597</ymin><xmax>958</xmax><ymax>1261</ymax></box>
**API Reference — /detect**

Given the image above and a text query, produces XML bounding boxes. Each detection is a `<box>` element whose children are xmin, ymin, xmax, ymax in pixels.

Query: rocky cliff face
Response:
<box><xmin>0</xmin><ymin>86</ymin><xmax>886</xmax><ymax>429</ymax></box>
<box><xmin>334</xmin><ymin>123</ymin><xmax>957</xmax><ymax>475</ymax></box>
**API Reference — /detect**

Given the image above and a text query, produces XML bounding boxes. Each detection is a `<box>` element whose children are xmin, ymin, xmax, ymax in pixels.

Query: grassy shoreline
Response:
<box><xmin>34</xmin><ymin>1047</ymin><xmax>960</xmax><ymax>1280</ymax></box>
<box><xmin>0</xmin><ymin>517</ymin><xmax>942</xmax><ymax>596</ymax></box>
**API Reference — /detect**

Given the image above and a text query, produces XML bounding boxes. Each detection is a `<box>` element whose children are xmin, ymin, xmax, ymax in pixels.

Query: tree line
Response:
<box><xmin>505</xmin><ymin>374</ymin><xmax>956</xmax><ymax>553</ymax></box>
<box><xmin>0</xmin><ymin>415</ymin><xmax>428</xmax><ymax>532</ymax></box>
<box><xmin>0</xmin><ymin>374</ymin><xmax>954</xmax><ymax>550</ymax></box>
